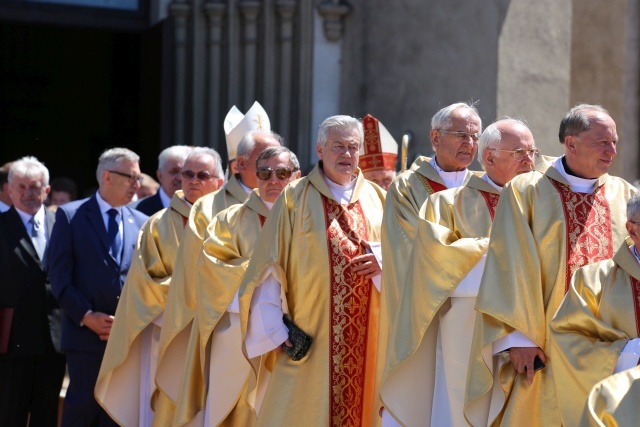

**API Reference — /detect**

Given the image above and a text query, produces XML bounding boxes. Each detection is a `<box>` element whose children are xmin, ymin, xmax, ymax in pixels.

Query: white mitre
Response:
<box><xmin>224</xmin><ymin>101</ymin><xmax>271</xmax><ymax>161</ymax></box>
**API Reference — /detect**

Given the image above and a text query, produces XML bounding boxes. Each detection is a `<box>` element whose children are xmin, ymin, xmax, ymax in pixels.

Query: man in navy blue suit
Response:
<box><xmin>49</xmin><ymin>148</ymin><xmax>148</xmax><ymax>426</ymax></box>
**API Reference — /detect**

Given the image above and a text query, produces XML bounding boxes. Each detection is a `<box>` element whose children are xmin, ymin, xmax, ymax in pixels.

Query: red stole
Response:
<box><xmin>479</xmin><ymin>191</ymin><xmax>500</xmax><ymax>221</ymax></box>
<box><xmin>321</xmin><ymin>196</ymin><xmax>376</xmax><ymax>427</ymax></box>
<box><xmin>551</xmin><ymin>179</ymin><xmax>613</xmax><ymax>292</ymax></box>
<box><xmin>417</xmin><ymin>174</ymin><xmax>447</xmax><ymax>194</ymax></box>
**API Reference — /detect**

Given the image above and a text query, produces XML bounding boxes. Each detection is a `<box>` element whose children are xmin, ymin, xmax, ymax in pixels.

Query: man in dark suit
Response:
<box><xmin>136</xmin><ymin>145</ymin><xmax>191</xmax><ymax>216</ymax></box>
<box><xmin>49</xmin><ymin>148</ymin><xmax>148</xmax><ymax>426</ymax></box>
<box><xmin>0</xmin><ymin>156</ymin><xmax>65</xmax><ymax>426</ymax></box>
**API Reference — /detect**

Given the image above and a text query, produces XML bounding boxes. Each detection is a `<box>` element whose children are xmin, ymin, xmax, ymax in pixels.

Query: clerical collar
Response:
<box><xmin>552</xmin><ymin>156</ymin><xmax>597</xmax><ymax>193</ymax></box>
<box><xmin>237</xmin><ymin>179</ymin><xmax>253</xmax><ymax>194</ymax></box>
<box><xmin>632</xmin><ymin>245</ymin><xmax>640</xmax><ymax>265</ymax></box>
<box><xmin>323</xmin><ymin>174</ymin><xmax>356</xmax><ymax>205</ymax></box>
<box><xmin>260</xmin><ymin>197</ymin><xmax>274</xmax><ymax>210</ymax></box>
<box><xmin>181</xmin><ymin>196</ymin><xmax>193</xmax><ymax>208</ymax></box>
<box><xmin>481</xmin><ymin>174</ymin><xmax>503</xmax><ymax>193</ymax></box>
<box><xmin>429</xmin><ymin>157</ymin><xmax>468</xmax><ymax>188</ymax></box>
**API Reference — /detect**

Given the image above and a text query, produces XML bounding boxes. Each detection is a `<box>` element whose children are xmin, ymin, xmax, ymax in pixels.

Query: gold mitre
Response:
<box><xmin>359</xmin><ymin>114</ymin><xmax>398</xmax><ymax>172</ymax></box>
<box><xmin>224</xmin><ymin>101</ymin><xmax>271</xmax><ymax>160</ymax></box>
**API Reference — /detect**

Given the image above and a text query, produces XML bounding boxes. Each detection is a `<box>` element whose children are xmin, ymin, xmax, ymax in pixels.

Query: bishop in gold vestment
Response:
<box><xmin>173</xmin><ymin>146</ymin><xmax>300</xmax><ymax>427</ymax></box>
<box><xmin>551</xmin><ymin>195</ymin><xmax>640</xmax><ymax>427</ymax></box>
<box><xmin>95</xmin><ymin>191</ymin><xmax>191</xmax><ymax>426</ymax></box>
<box><xmin>239</xmin><ymin>116</ymin><xmax>385</xmax><ymax>427</ymax></box>
<box><xmin>464</xmin><ymin>105</ymin><xmax>636</xmax><ymax>427</ymax></box>
<box><xmin>381</xmin><ymin>119</ymin><xmax>542</xmax><ymax>427</ymax></box>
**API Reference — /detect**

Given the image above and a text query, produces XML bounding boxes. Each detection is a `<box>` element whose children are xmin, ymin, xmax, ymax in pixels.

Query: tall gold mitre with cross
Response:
<box><xmin>359</xmin><ymin>114</ymin><xmax>398</xmax><ymax>172</ymax></box>
<box><xmin>224</xmin><ymin>101</ymin><xmax>271</xmax><ymax>161</ymax></box>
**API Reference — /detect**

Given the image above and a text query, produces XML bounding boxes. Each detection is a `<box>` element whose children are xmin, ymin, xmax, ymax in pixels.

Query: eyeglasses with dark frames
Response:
<box><xmin>181</xmin><ymin>170</ymin><xmax>216</xmax><ymax>181</ymax></box>
<box><xmin>108</xmin><ymin>170</ymin><xmax>144</xmax><ymax>185</ymax></box>
<box><xmin>256</xmin><ymin>167</ymin><xmax>298</xmax><ymax>181</ymax></box>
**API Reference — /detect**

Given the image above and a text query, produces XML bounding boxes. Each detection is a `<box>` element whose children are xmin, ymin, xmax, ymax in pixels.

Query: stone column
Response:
<box><xmin>169</xmin><ymin>0</ymin><xmax>191</xmax><ymax>146</ymax></box>
<box><xmin>203</xmin><ymin>0</ymin><xmax>227</xmax><ymax>147</ymax></box>
<box><xmin>276</xmin><ymin>0</ymin><xmax>296</xmax><ymax>141</ymax></box>
<box><xmin>239</xmin><ymin>0</ymin><xmax>261</xmax><ymax>107</ymax></box>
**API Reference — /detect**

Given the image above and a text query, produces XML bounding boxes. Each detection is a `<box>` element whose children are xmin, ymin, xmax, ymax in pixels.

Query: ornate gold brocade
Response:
<box><xmin>323</xmin><ymin>197</ymin><xmax>372</xmax><ymax>427</ymax></box>
<box><xmin>551</xmin><ymin>179</ymin><xmax>613</xmax><ymax>292</ymax></box>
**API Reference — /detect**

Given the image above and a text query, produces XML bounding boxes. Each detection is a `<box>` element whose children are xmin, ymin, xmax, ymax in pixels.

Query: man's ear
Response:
<box><xmin>564</xmin><ymin>135</ymin><xmax>577</xmax><ymax>154</ymax></box>
<box><xmin>236</xmin><ymin>155</ymin><xmax>247</xmax><ymax>172</ymax></box>
<box><xmin>316</xmin><ymin>144</ymin><xmax>324</xmax><ymax>160</ymax></box>
<box><xmin>626</xmin><ymin>221</ymin><xmax>638</xmax><ymax>240</ymax></box>
<box><xmin>430</xmin><ymin>129</ymin><xmax>440</xmax><ymax>148</ymax></box>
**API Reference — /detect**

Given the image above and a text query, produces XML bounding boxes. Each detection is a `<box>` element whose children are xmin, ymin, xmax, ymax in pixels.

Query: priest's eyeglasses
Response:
<box><xmin>488</xmin><ymin>148</ymin><xmax>541</xmax><ymax>161</ymax></box>
<box><xmin>108</xmin><ymin>170</ymin><xmax>144</xmax><ymax>185</ymax></box>
<box><xmin>437</xmin><ymin>130</ymin><xmax>481</xmax><ymax>142</ymax></box>
<box><xmin>257</xmin><ymin>167</ymin><xmax>298</xmax><ymax>181</ymax></box>
<box><xmin>181</xmin><ymin>170</ymin><xmax>215</xmax><ymax>181</ymax></box>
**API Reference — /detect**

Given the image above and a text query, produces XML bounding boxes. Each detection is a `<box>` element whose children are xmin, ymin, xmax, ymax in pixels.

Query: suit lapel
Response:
<box><xmin>85</xmin><ymin>195</ymin><xmax>111</xmax><ymax>254</ymax></box>
<box><xmin>4</xmin><ymin>207</ymin><xmax>42</xmax><ymax>270</ymax></box>
<box><xmin>45</xmin><ymin>209</ymin><xmax>55</xmax><ymax>240</ymax></box>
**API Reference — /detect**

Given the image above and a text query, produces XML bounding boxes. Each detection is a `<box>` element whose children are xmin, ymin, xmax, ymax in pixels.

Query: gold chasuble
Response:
<box><xmin>550</xmin><ymin>241</ymin><xmax>640</xmax><ymax>427</ymax></box>
<box><xmin>174</xmin><ymin>191</ymin><xmax>269</xmax><ymax>427</ymax></box>
<box><xmin>583</xmin><ymin>364</ymin><xmax>640</xmax><ymax>427</ymax></box>
<box><xmin>153</xmin><ymin>175</ymin><xmax>248</xmax><ymax>425</ymax></box>
<box><xmin>464</xmin><ymin>167</ymin><xmax>637</xmax><ymax>427</ymax></box>
<box><xmin>381</xmin><ymin>156</ymin><xmax>461</xmax><ymax>322</ymax></box>
<box><xmin>95</xmin><ymin>191</ymin><xmax>191</xmax><ymax>427</ymax></box>
<box><xmin>381</xmin><ymin>174</ymin><xmax>498</xmax><ymax>426</ymax></box>
<box><xmin>238</xmin><ymin>164</ymin><xmax>385</xmax><ymax>427</ymax></box>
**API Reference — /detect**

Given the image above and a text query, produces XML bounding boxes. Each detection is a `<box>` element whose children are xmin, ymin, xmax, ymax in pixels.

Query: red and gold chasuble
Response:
<box><xmin>322</xmin><ymin>196</ymin><xmax>378</xmax><ymax>427</ymax></box>
<box><xmin>551</xmin><ymin>179</ymin><xmax>613</xmax><ymax>292</ymax></box>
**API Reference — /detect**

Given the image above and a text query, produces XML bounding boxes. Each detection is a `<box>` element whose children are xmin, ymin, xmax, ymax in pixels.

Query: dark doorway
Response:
<box><xmin>0</xmin><ymin>20</ymin><xmax>169</xmax><ymax>197</ymax></box>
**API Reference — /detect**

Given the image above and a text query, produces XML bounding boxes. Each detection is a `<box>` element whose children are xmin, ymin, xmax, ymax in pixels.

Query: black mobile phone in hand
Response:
<box><xmin>533</xmin><ymin>356</ymin><xmax>545</xmax><ymax>372</ymax></box>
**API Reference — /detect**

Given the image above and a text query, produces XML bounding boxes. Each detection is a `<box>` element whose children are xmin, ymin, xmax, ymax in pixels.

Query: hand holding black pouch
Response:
<box><xmin>282</xmin><ymin>315</ymin><xmax>312</xmax><ymax>361</ymax></box>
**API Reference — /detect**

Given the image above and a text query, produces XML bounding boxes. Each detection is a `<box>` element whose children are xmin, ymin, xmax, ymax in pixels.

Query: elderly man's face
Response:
<box><xmin>364</xmin><ymin>169</ymin><xmax>396</xmax><ymax>190</ymax></box>
<box><xmin>316</xmin><ymin>127</ymin><xmax>361</xmax><ymax>185</ymax></box>
<box><xmin>181</xmin><ymin>154</ymin><xmax>224</xmax><ymax>204</ymax></box>
<box><xmin>484</xmin><ymin>123</ymin><xmax>536</xmax><ymax>187</ymax></box>
<box><xmin>157</xmin><ymin>157</ymin><xmax>184</xmax><ymax>197</ymax></box>
<box><xmin>256</xmin><ymin>153</ymin><xmax>301</xmax><ymax>203</ymax></box>
<box><xmin>9</xmin><ymin>173</ymin><xmax>50</xmax><ymax>215</ymax></box>
<box><xmin>430</xmin><ymin>109</ymin><xmax>481</xmax><ymax>171</ymax></box>
<box><xmin>565</xmin><ymin>112</ymin><xmax>617</xmax><ymax>179</ymax></box>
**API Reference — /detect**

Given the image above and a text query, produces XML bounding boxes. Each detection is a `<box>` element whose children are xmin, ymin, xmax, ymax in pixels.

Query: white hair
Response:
<box><xmin>316</xmin><ymin>115</ymin><xmax>364</xmax><ymax>147</ymax></box>
<box><xmin>96</xmin><ymin>148</ymin><xmax>140</xmax><ymax>184</ymax></box>
<box><xmin>8</xmin><ymin>156</ymin><xmax>50</xmax><ymax>186</ymax></box>
<box><xmin>237</xmin><ymin>130</ymin><xmax>284</xmax><ymax>158</ymax></box>
<box><xmin>185</xmin><ymin>147</ymin><xmax>225</xmax><ymax>179</ymax></box>
<box><xmin>477</xmin><ymin>117</ymin><xmax>530</xmax><ymax>168</ymax></box>
<box><xmin>628</xmin><ymin>193</ymin><xmax>640</xmax><ymax>222</ymax></box>
<box><xmin>158</xmin><ymin>145</ymin><xmax>192</xmax><ymax>171</ymax></box>
<box><xmin>431</xmin><ymin>102</ymin><xmax>482</xmax><ymax>132</ymax></box>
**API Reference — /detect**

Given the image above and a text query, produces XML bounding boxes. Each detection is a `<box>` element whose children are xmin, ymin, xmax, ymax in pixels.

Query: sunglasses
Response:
<box><xmin>256</xmin><ymin>167</ymin><xmax>297</xmax><ymax>181</ymax></box>
<box><xmin>181</xmin><ymin>170</ymin><xmax>215</xmax><ymax>181</ymax></box>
